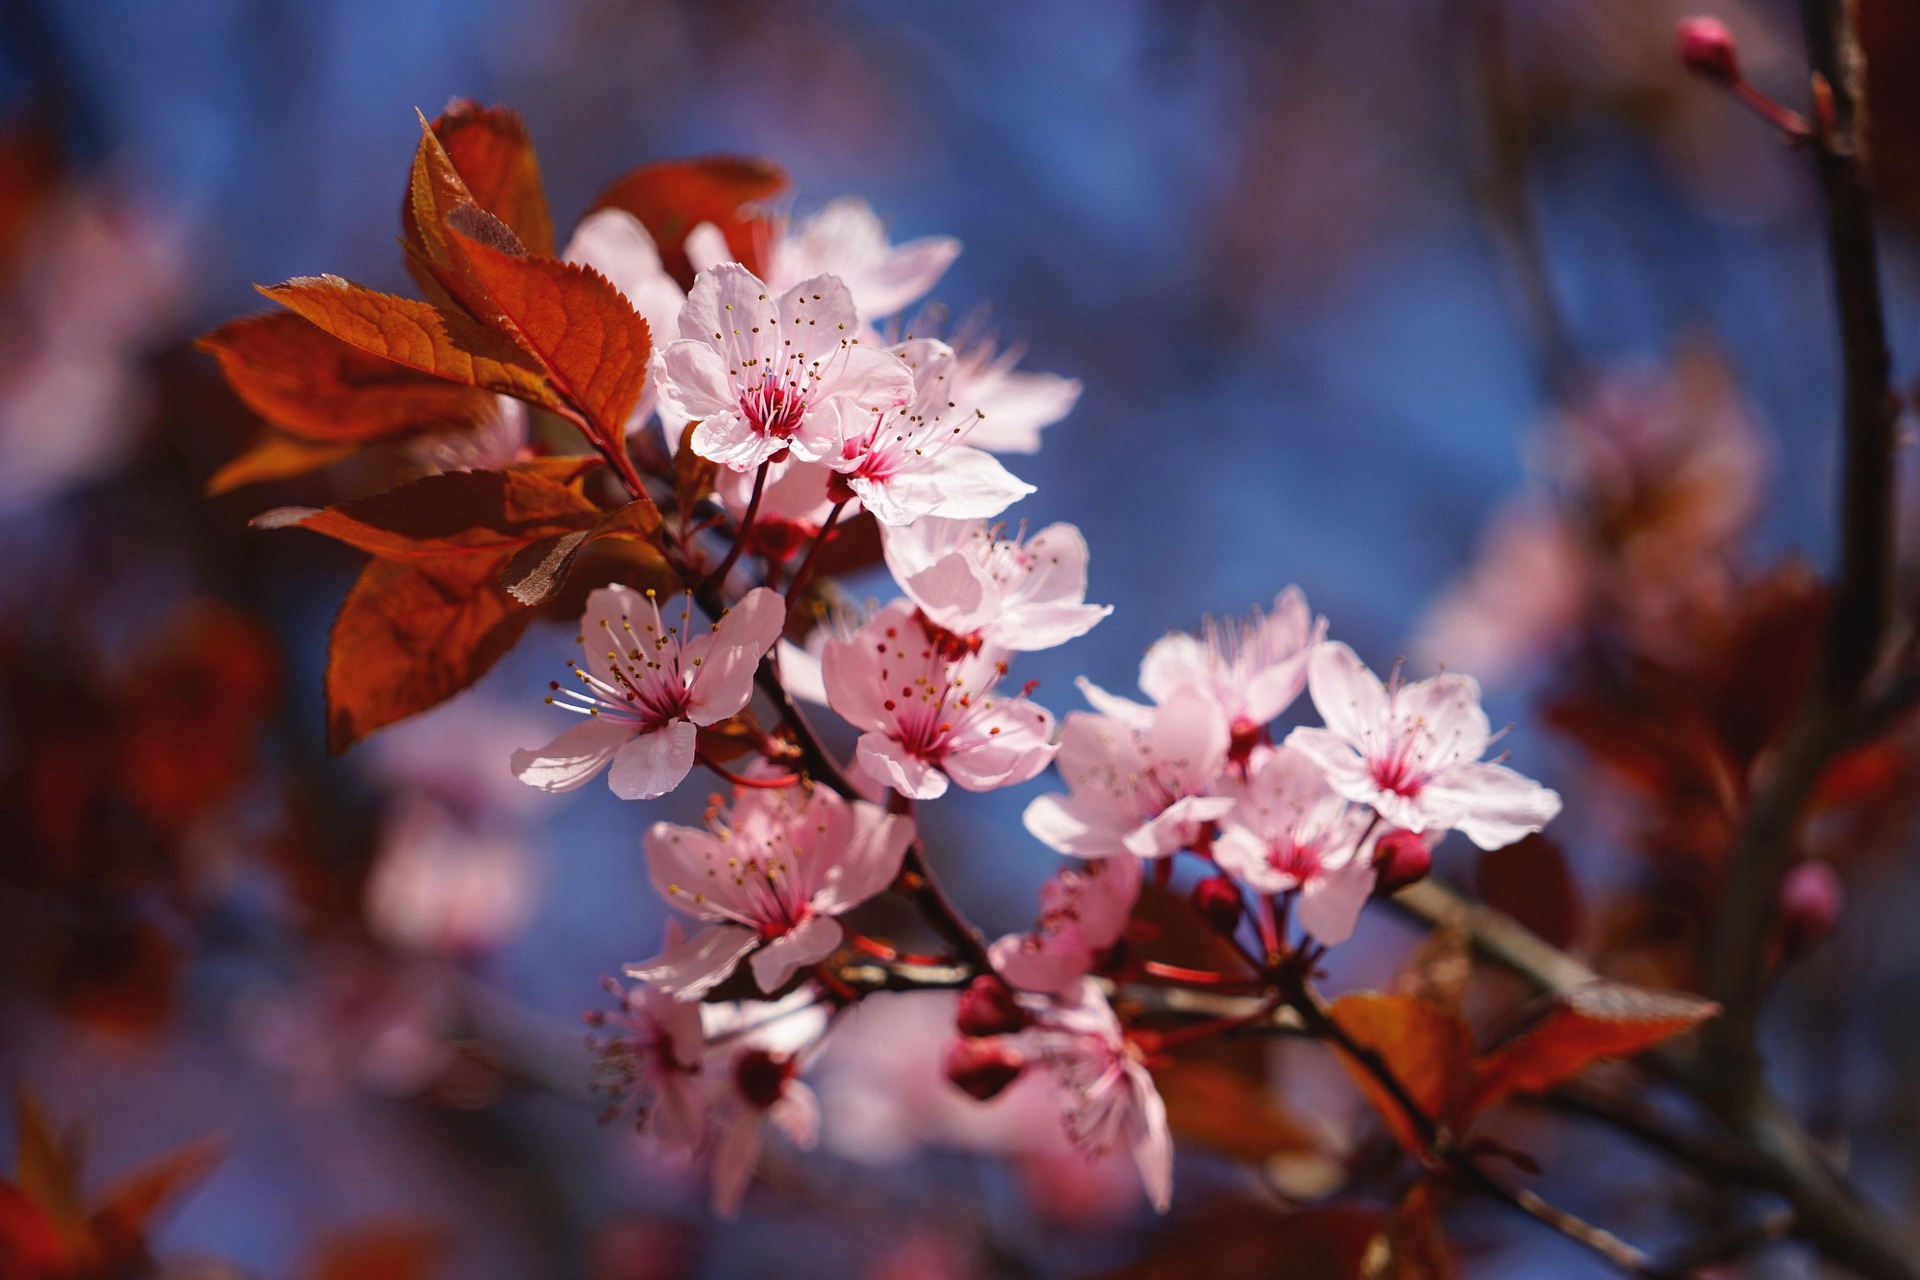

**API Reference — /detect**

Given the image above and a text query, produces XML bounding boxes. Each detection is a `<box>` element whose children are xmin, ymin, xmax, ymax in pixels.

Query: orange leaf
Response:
<box><xmin>401</xmin><ymin>111</ymin><xmax>524</xmax><ymax>317</ymax></box>
<box><xmin>259</xmin><ymin>467</ymin><xmax>604</xmax><ymax>560</ymax></box>
<box><xmin>12</xmin><ymin>1088</ymin><xmax>82</xmax><ymax>1237</ymax></box>
<box><xmin>499</xmin><ymin>497</ymin><xmax>664</xmax><ymax>607</ymax></box>
<box><xmin>206</xmin><ymin>432</ymin><xmax>358</xmax><ymax>495</ymax></box>
<box><xmin>1154</xmin><ymin>1058</ymin><xmax>1322</xmax><ymax>1165</ymax></box>
<box><xmin>88</xmin><ymin>1136</ymin><xmax>222</xmax><ymax>1266</ymax></box>
<box><xmin>197</xmin><ymin>311</ymin><xmax>494</xmax><ymax>443</ymax></box>
<box><xmin>1326</xmin><ymin>993</ymin><xmax>1471</xmax><ymax>1157</ymax></box>
<box><xmin>307</xmin><ymin>1221</ymin><xmax>450</xmax><ymax>1280</ymax></box>
<box><xmin>426</xmin><ymin>101</ymin><xmax>553</xmax><ymax>256</ymax></box>
<box><xmin>259</xmin><ymin>275</ymin><xmax>561</xmax><ymax>413</ymax></box>
<box><xmin>588</xmin><ymin>156</ymin><xmax>787</xmax><ymax>287</ymax></box>
<box><xmin>325</xmin><ymin>555</ymin><xmax>533</xmax><ymax>753</ymax></box>
<box><xmin>444</xmin><ymin>211</ymin><xmax>652</xmax><ymax>458</ymax></box>
<box><xmin>1461</xmin><ymin>982</ymin><xmax>1718</xmax><ymax>1120</ymax></box>
<box><xmin>0</xmin><ymin>1181</ymin><xmax>67</xmax><ymax>1280</ymax></box>
<box><xmin>1362</xmin><ymin>1180</ymin><xmax>1456</xmax><ymax>1280</ymax></box>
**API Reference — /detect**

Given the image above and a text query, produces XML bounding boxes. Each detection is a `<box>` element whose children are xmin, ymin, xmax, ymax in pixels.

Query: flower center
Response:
<box><xmin>742</xmin><ymin>376</ymin><xmax>807</xmax><ymax>440</ymax></box>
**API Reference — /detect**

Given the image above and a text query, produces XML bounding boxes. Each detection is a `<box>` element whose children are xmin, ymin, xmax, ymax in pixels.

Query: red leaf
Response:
<box><xmin>444</xmin><ymin>211</ymin><xmax>653</xmax><ymax>459</ymax></box>
<box><xmin>1326</xmin><ymin>993</ymin><xmax>1471</xmax><ymax>1158</ymax></box>
<box><xmin>499</xmin><ymin>498</ymin><xmax>665</xmax><ymax>607</ymax></box>
<box><xmin>0</xmin><ymin>1181</ymin><xmax>67</xmax><ymax>1280</ymax></box>
<box><xmin>1153</xmin><ymin>1058</ymin><xmax>1322</xmax><ymax>1165</ymax></box>
<box><xmin>1365</xmin><ymin>1180</ymin><xmax>1456</xmax><ymax>1280</ymax></box>
<box><xmin>425</xmin><ymin>100</ymin><xmax>553</xmax><ymax>256</ymax></box>
<box><xmin>197</xmin><ymin>311</ymin><xmax>494</xmax><ymax>443</ymax></box>
<box><xmin>263</xmin><ymin>468</ymin><xmax>604</xmax><ymax>560</ymax></box>
<box><xmin>401</xmin><ymin>111</ymin><xmax>526</xmax><ymax>317</ymax></box>
<box><xmin>1461</xmin><ymin>981</ymin><xmax>1718</xmax><ymax>1119</ymax></box>
<box><xmin>588</xmin><ymin>156</ymin><xmax>788</xmax><ymax>288</ymax></box>
<box><xmin>1475</xmin><ymin>834</ymin><xmax>1583</xmax><ymax>952</ymax></box>
<box><xmin>259</xmin><ymin>275</ymin><xmax>562</xmax><ymax>413</ymax></box>
<box><xmin>88</xmin><ymin>1137</ymin><xmax>222</xmax><ymax>1267</ymax></box>
<box><xmin>206</xmin><ymin>432</ymin><xmax>357</xmax><ymax>495</ymax></box>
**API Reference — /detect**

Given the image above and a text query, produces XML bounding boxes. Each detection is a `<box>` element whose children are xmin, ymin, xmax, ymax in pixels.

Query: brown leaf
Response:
<box><xmin>444</xmin><ymin>212</ymin><xmax>652</xmax><ymax>459</ymax></box>
<box><xmin>88</xmin><ymin>1136</ymin><xmax>222</xmax><ymax>1265</ymax></box>
<box><xmin>260</xmin><ymin>275</ymin><xmax>561</xmax><ymax>412</ymax></box>
<box><xmin>206</xmin><ymin>432</ymin><xmax>357</xmax><ymax>495</ymax></box>
<box><xmin>1475</xmin><ymin>834</ymin><xmax>1582</xmax><ymax>952</ymax></box>
<box><xmin>426</xmin><ymin>101</ymin><xmax>552</xmax><ymax>256</ymax></box>
<box><xmin>1326</xmin><ymin>993</ymin><xmax>1471</xmax><ymax>1157</ymax></box>
<box><xmin>325</xmin><ymin>555</ymin><xmax>534</xmax><ymax>753</ymax></box>
<box><xmin>1154</xmin><ymin>1058</ymin><xmax>1321</xmax><ymax>1165</ymax></box>
<box><xmin>1461</xmin><ymin>981</ymin><xmax>1718</xmax><ymax>1119</ymax></box>
<box><xmin>588</xmin><ymin>156</ymin><xmax>788</xmax><ymax>288</ymax></box>
<box><xmin>673</xmin><ymin>420</ymin><xmax>717</xmax><ymax>517</ymax></box>
<box><xmin>263</xmin><ymin>467</ymin><xmax>604</xmax><ymax>560</ymax></box>
<box><xmin>197</xmin><ymin>311</ymin><xmax>494</xmax><ymax>443</ymax></box>
<box><xmin>500</xmin><ymin>498</ymin><xmax>664</xmax><ymax>606</ymax></box>
<box><xmin>12</xmin><ymin>1088</ymin><xmax>82</xmax><ymax>1237</ymax></box>
<box><xmin>1361</xmin><ymin>1181</ymin><xmax>1455</xmax><ymax>1280</ymax></box>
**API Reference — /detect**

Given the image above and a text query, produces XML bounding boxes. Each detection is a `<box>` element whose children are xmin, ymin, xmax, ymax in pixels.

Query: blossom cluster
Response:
<box><xmin>488</xmin><ymin>190</ymin><xmax>1566</xmax><ymax>1217</ymax></box>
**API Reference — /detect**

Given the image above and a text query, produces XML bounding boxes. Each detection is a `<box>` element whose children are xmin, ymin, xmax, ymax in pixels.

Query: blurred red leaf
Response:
<box><xmin>500</xmin><ymin>498</ymin><xmax>665</xmax><ymax>607</ymax></box>
<box><xmin>402</xmin><ymin>112</ymin><xmax>527</xmax><ymax>317</ymax></box>
<box><xmin>260</xmin><ymin>467</ymin><xmax>604</xmax><ymax>560</ymax></box>
<box><xmin>306</xmin><ymin>1221</ymin><xmax>449</xmax><ymax>1280</ymax></box>
<box><xmin>1364</xmin><ymin>1180</ymin><xmax>1456</xmax><ymax>1280</ymax></box>
<box><xmin>1475</xmin><ymin>834</ymin><xmax>1582</xmax><ymax>952</ymax></box>
<box><xmin>1461</xmin><ymin>982</ymin><xmax>1717</xmax><ymax>1118</ymax></box>
<box><xmin>445</xmin><ymin>209</ymin><xmax>653</xmax><ymax>461</ymax></box>
<box><xmin>259</xmin><ymin>275</ymin><xmax>562</xmax><ymax>413</ymax></box>
<box><xmin>1326</xmin><ymin>993</ymin><xmax>1470</xmax><ymax>1158</ymax></box>
<box><xmin>424</xmin><ymin>101</ymin><xmax>553</xmax><ymax>256</ymax></box>
<box><xmin>206</xmin><ymin>432</ymin><xmax>358</xmax><ymax>495</ymax></box>
<box><xmin>87</xmin><ymin>1137</ymin><xmax>222</xmax><ymax>1267</ymax></box>
<box><xmin>1153</xmin><ymin>1058</ymin><xmax>1321</xmax><ymax>1164</ymax></box>
<box><xmin>197</xmin><ymin>311</ymin><xmax>494</xmax><ymax>443</ymax></box>
<box><xmin>588</xmin><ymin>156</ymin><xmax>787</xmax><ymax>287</ymax></box>
<box><xmin>0</xmin><ymin>1180</ymin><xmax>66</xmax><ymax>1280</ymax></box>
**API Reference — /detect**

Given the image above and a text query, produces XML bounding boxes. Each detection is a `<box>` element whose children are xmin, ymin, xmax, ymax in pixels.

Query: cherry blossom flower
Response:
<box><xmin>1027</xmin><ymin>980</ymin><xmax>1172</xmax><ymax>1212</ymax></box>
<box><xmin>764</xmin><ymin>197</ymin><xmax>959</xmax><ymax>323</ymax></box>
<box><xmin>699</xmin><ymin>989</ymin><xmax>830</xmax><ymax>1217</ymax></box>
<box><xmin>821</xmin><ymin>603</ymin><xmax>1057</xmax><ymax>800</ymax></box>
<box><xmin>364</xmin><ymin>795</ymin><xmax>540</xmax><ymax>956</ymax></box>
<box><xmin>1211</xmin><ymin>746</ymin><xmax>1377</xmax><ymax>946</ymax></box>
<box><xmin>588</xmin><ymin>927</ymin><xmax>708</xmax><ymax>1149</ymax></box>
<box><xmin>991</xmin><ymin>855</ymin><xmax>1141</xmax><ymax>995</ymax></box>
<box><xmin>829</xmin><ymin>339</ymin><xmax>1034</xmax><ymax>526</ymax></box>
<box><xmin>943</xmin><ymin>321</ymin><xmax>1082</xmax><ymax>455</ymax></box>
<box><xmin>881</xmin><ymin>516</ymin><xmax>1110</xmax><ymax>652</ymax></box>
<box><xmin>628</xmin><ymin>785</ymin><xmax>914</xmax><ymax>997</ymax></box>
<box><xmin>652</xmin><ymin>263</ymin><xmax>915</xmax><ymax>471</ymax></box>
<box><xmin>1284</xmin><ymin>642</ymin><xmax>1562</xmax><ymax>849</ymax></box>
<box><xmin>1139</xmin><ymin>588</ymin><xmax>1325</xmax><ymax>741</ymax></box>
<box><xmin>511</xmin><ymin>585</ymin><xmax>784</xmax><ymax>801</ymax></box>
<box><xmin>1022</xmin><ymin>685</ymin><xmax>1234</xmax><ymax>859</ymax></box>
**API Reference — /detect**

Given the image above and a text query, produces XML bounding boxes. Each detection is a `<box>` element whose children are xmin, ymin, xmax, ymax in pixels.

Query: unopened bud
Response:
<box><xmin>944</xmin><ymin>1037</ymin><xmax>1026</xmax><ymax>1101</ymax></box>
<box><xmin>1191</xmin><ymin>874</ymin><xmax>1245</xmax><ymax>935</ymax></box>
<box><xmin>1777</xmin><ymin>861</ymin><xmax>1843</xmax><ymax>958</ymax></box>
<box><xmin>733</xmin><ymin>1048</ymin><xmax>790</xmax><ymax>1109</ymax></box>
<box><xmin>1373</xmin><ymin>829</ymin><xmax>1432</xmax><ymax>896</ymax></box>
<box><xmin>1676</xmin><ymin>16</ymin><xmax>1740</xmax><ymax>83</ymax></box>
<box><xmin>955</xmin><ymin>974</ymin><xmax>1030</xmax><ymax>1037</ymax></box>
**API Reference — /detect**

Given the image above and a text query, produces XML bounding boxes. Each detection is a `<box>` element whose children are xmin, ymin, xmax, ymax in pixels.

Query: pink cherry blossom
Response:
<box><xmin>882</xmin><ymin>516</ymin><xmax>1110</xmax><ymax>652</ymax></box>
<box><xmin>589</xmin><ymin>926</ymin><xmax>708</xmax><ymax>1149</ymax></box>
<box><xmin>1139</xmin><ymin>587</ymin><xmax>1326</xmax><ymax>739</ymax></box>
<box><xmin>511</xmin><ymin>585</ymin><xmax>784</xmax><ymax>801</ymax></box>
<box><xmin>628</xmin><ymin>784</ymin><xmax>914</xmax><ymax>997</ymax></box>
<box><xmin>1211</xmin><ymin>745</ymin><xmax>1377</xmax><ymax>946</ymax></box>
<box><xmin>1284</xmin><ymin>641</ymin><xmax>1562</xmax><ymax>849</ymax></box>
<box><xmin>765</xmin><ymin>197</ymin><xmax>960</xmax><ymax>322</ymax></box>
<box><xmin>821</xmin><ymin>603</ymin><xmax>1057</xmax><ymax>800</ymax></box>
<box><xmin>990</xmin><ymin>855</ymin><xmax>1141</xmax><ymax>995</ymax></box>
<box><xmin>829</xmin><ymin>339</ymin><xmax>1034</xmax><ymax>526</ymax></box>
<box><xmin>1022</xmin><ymin>685</ymin><xmax>1234</xmax><ymax>860</ymax></box>
<box><xmin>1027</xmin><ymin>979</ymin><xmax>1172</xmax><ymax>1213</ymax></box>
<box><xmin>652</xmin><ymin>263</ymin><xmax>914</xmax><ymax>471</ymax></box>
<box><xmin>364</xmin><ymin>795</ymin><xmax>541</xmax><ymax>955</ymax></box>
<box><xmin>939</xmin><ymin>318</ymin><xmax>1082</xmax><ymax>455</ymax></box>
<box><xmin>699</xmin><ymin>989</ymin><xmax>830</xmax><ymax>1217</ymax></box>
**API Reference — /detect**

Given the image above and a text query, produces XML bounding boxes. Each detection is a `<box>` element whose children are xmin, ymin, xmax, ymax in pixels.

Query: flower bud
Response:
<box><xmin>955</xmin><ymin>974</ymin><xmax>1031</xmax><ymax>1037</ymax></box>
<box><xmin>1372</xmin><ymin>829</ymin><xmax>1432</xmax><ymax>896</ymax></box>
<box><xmin>1676</xmin><ymin>16</ymin><xmax>1740</xmax><ymax>83</ymax></box>
<box><xmin>1777</xmin><ymin>861</ymin><xmax>1842</xmax><ymax>959</ymax></box>
<box><xmin>733</xmin><ymin>1048</ymin><xmax>791</xmax><ymax>1109</ymax></box>
<box><xmin>1191</xmin><ymin>874</ymin><xmax>1245</xmax><ymax>935</ymax></box>
<box><xmin>944</xmin><ymin>1037</ymin><xmax>1026</xmax><ymax>1101</ymax></box>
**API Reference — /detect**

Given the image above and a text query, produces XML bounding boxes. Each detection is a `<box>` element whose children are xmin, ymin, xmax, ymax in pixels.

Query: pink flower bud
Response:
<box><xmin>1372</xmin><ymin>829</ymin><xmax>1433</xmax><ymax>896</ymax></box>
<box><xmin>1676</xmin><ymin>17</ymin><xmax>1740</xmax><ymax>83</ymax></box>
<box><xmin>955</xmin><ymin>974</ymin><xmax>1031</xmax><ymax>1037</ymax></box>
<box><xmin>1190</xmin><ymin>874</ymin><xmax>1245</xmax><ymax>935</ymax></box>
<box><xmin>944</xmin><ymin>1037</ymin><xmax>1026</xmax><ymax>1101</ymax></box>
<box><xmin>1777</xmin><ymin>861</ymin><xmax>1843</xmax><ymax>958</ymax></box>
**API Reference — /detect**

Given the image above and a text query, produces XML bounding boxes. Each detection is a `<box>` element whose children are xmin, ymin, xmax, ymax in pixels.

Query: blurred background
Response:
<box><xmin>4</xmin><ymin>0</ymin><xmax>1920</xmax><ymax>1276</ymax></box>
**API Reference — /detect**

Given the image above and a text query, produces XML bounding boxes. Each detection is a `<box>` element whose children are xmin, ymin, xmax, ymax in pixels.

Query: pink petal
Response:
<box><xmin>1022</xmin><ymin>792</ymin><xmax>1127</xmax><ymax>859</ymax></box>
<box><xmin>1423</xmin><ymin>760</ymin><xmax>1562</xmax><ymax>850</ymax></box>
<box><xmin>821</xmin><ymin>634</ymin><xmax>893</xmax><ymax>734</ymax></box>
<box><xmin>776</xmin><ymin>273</ymin><xmax>860</xmax><ymax>366</ymax></box>
<box><xmin>1306</xmin><ymin>642</ymin><xmax>1391</xmax><ymax>749</ymax></box>
<box><xmin>855</xmin><ymin>732</ymin><xmax>949</xmax><ymax>799</ymax></box>
<box><xmin>943</xmin><ymin>700</ymin><xmax>1057</xmax><ymax>792</ymax></box>
<box><xmin>1120</xmin><ymin>794</ymin><xmax>1235</xmax><ymax>859</ymax></box>
<box><xmin>607</xmin><ymin>721</ymin><xmax>697</xmax><ymax>800</ymax></box>
<box><xmin>1126</xmin><ymin>1061</ymin><xmax>1174</xmax><ymax>1213</ymax></box>
<box><xmin>963</xmin><ymin>370</ymin><xmax>1081</xmax><ymax>454</ymax></box>
<box><xmin>1296</xmin><ymin>857</ymin><xmax>1377</xmax><ymax>946</ymax></box>
<box><xmin>1212</xmin><ymin>823</ymin><xmax>1286</xmax><ymax>893</ymax></box>
<box><xmin>510</xmin><ymin>715</ymin><xmax>635</xmax><ymax>792</ymax></box>
<box><xmin>685</xmin><ymin>587</ymin><xmax>784</xmax><ymax>724</ymax></box>
<box><xmin>709</xmin><ymin>1109</ymin><xmax>765</xmax><ymax>1218</ymax></box>
<box><xmin>625</xmin><ymin>923</ymin><xmax>758</xmax><ymax>999</ymax></box>
<box><xmin>749</xmin><ymin>915</ymin><xmax>845</xmax><ymax>992</ymax></box>
<box><xmin>769</xmin><ymin>1078</ymin><xmax>822</xmax><ymax>1150</ymax></box>
<box><xmin>810</xmin><ymin>804</ymin><xmax>913</xmax><ymax>915</ymax></box>
<box><xmin>655</xmin><ymin>338</ymin><xmax>736</xmax><ymax>421</ymax></box>
<box><xmin>915</xmin><ymin>445</ymin><xmax>1033</xmax><ymax>519</ymax></box>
